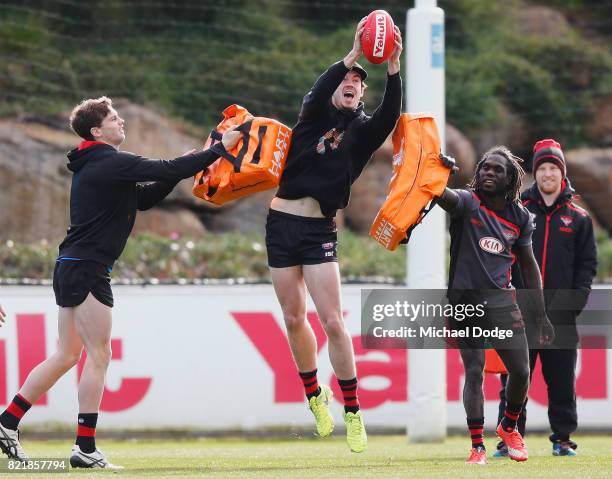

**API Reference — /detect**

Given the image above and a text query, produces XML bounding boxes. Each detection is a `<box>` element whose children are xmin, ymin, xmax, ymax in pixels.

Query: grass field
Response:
<box><xmin>4</xmin><ymin>434</ymin><xmax>612</xmax><ymax>478</ymax></box>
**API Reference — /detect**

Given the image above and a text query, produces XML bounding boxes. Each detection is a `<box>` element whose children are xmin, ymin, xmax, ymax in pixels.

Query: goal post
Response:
<box><xmin>406</xmin><ymin>0</ymin><xmax>447</xmax><ymax>443</ymax></box>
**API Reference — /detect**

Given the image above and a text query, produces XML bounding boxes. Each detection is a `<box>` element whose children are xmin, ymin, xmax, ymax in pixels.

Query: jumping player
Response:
<box><xmin>265</xmin><ymin>18</ymin><xmax>402</xmax><ymax>452</ymax></box>
<box><xmin>437</xmin><ymin>146</ymin><xmax>555</xmax><ymax>464</ymax></box>
<box><xmin>0</xmin><ymin>97</ymin><xmax>240</xmax><ymax>468</ymax></box>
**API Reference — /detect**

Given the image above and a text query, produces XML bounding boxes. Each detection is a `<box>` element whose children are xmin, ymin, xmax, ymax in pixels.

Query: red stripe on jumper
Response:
<box><xmin>471</xmin><ymin>192</ymin><xmax>520</xmax><ymax>235</ymax></box>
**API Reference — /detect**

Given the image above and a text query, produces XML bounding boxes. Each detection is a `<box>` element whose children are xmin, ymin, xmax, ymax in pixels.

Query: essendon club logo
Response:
<box><xmin>560</xmin><ymin>215</ymin><xmax>573</xmax><ymax>227</ymax></box>
<box><xmin>374</xmin><ymin>14</ymin><xmax>386</xmax><ymax>58</ymax></box>
<box><xmin>479</xmin><ymin>236</ymin><xmax>504</xmax><ymax>254</ymax></box>
<box><xmin>316</xmin><ymin>128</ymin><xmax>344</xmax><ymax>155</ymax></box>
<box><xmin>502</xmin><ymin>229</ymin><xmax>516</xmax><ymax>240</ymax></box>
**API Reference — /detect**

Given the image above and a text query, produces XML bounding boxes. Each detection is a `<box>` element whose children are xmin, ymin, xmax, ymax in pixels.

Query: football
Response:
<box><xmin>361</xmin><ymin>10</ymin><xmax>395</xmax><ymax>64</ymax></box>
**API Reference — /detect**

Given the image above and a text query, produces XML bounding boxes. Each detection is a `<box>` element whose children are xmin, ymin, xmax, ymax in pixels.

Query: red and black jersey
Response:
<box><xmin>447</xmin><ymin>189</ymin><xmax>534</xmax><ymax>308</ymax></box>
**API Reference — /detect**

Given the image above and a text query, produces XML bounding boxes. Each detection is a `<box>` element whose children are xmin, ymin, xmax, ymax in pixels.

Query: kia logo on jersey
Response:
<box><xmin>479</xmin><ymin>236</ymin><xmax>505</xmax><ymax>254</ymax></box>
<box><xmin>560</xmin><ymin>215</ymin><xmax>573</xmax><ymax>227</ymax></box>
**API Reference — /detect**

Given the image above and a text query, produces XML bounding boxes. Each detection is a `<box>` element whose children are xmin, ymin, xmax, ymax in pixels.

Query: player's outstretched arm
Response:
<box><xmin>435</xmin><ymin>155</ymin><xmax>460</xmax><ymax>211</ymax></box>
<box><xmin>136</xmin><ymin>128</ymin><xmax>242</xmax><ymax>211</ymax></box>
<box><xmin>358</xmin><ymin>25</ymin><xmax>403</xmax><ymax>153</ymax></box>
<box><xmin>437</xmin><ymin>188</ymin><xmax>459</xmax><ymax>212</ymax></box>
<box><xmin>515</xmin><ymin>244</ymin><xmax>555</xmax><ymax>346</ymax></box>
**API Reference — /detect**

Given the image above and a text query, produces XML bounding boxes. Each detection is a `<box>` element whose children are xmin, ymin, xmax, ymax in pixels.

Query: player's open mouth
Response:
<box><xmin>343</xmin><ymin>90</ymin><xmax>355</xmax><ymax>99</ymax></box>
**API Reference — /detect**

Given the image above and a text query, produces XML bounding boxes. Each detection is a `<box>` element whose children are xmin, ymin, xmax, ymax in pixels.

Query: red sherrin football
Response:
<box><xmin>361</xmin><ymin>10</ymin><xmax>395</xmax><ymax>64</ymax></box>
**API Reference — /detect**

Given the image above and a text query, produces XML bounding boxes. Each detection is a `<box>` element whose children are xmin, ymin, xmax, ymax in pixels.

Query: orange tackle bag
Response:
<box><xmin>192</xmin><ymin>104</ymin><xmax>292</xmax><ymax>205</ymax></box>
<box><xmin>370</xmin><ymin>113</ymin><xmax>450</xmax><ymax>250</ymax></box>
<box><xmin>484</xmin><ymin>349</ymin><xmax>508</xmax><ymax>374</ymax></box>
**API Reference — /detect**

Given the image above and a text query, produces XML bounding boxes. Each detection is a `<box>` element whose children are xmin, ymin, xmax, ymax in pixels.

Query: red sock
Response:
<box><xmin>467</xmin><ymin>417</ymin><xmax>485</xmax><ymax>450</ymax></box>
<box><xmin>338</xmin><ymin>377</ymin><xmax>360</xmax><ymax>413</ymax></box>
<box><xmin>299</xmin><ymin>369</ymin><xmax>320</xmax><ymax>400</ymax></box>
<box><xmin>0</xmin><ymin>394</ymin><xmax>31</xmax><ymax>430</ymax></box>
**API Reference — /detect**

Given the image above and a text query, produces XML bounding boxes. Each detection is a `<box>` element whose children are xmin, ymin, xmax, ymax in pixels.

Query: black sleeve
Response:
<box><xmin>136</xmin><ymin>180</ymin><xmax>180</xmax><ymax>211</ymax></box>
<box><xmin>356</xmin><ymin>72</ymin><xmax>402</xmax><ymax>154</ymax></box>
<box><xmin>572</xmin><ymin>214</ymin><xmax>598</xmax><ymax>311</ymax></box>
<box><xmin>299</xmin><ymin>61</ymin><xmax>349</xmax><ymax>121</ymax></box>
<box><xmin>104</xmin><ymin>144</ymin><xmax>225</xmax><ymax>183</ymax></box>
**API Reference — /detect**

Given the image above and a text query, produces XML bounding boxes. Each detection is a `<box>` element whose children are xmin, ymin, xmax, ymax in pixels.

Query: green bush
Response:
<box><xmin>0</xmin><ymin>232</ymin><xmax>406</xmax><ymax>283</ymax></box>
<box><xmin>3</xmin><ymin>232</ymin><xmax>610</xmax><ymax>284</ymax></box>
<box><xmin>596</xmin><ymin>232</ymin><xmax>612</xmax><ymax>283</ymax></box>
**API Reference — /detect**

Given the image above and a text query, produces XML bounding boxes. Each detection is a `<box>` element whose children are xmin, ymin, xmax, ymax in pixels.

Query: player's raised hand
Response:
<box><xmin>345</xmin><ymin>17</ymin><xmax>366</xmax><ymax>66</ymax></box>
<box><xmin>388</xmin><ymin>25</ymin><xmax>403</xmax><ymax>65</ymax></box>
<box><xmin>440</xmin><ymin>154</ymin><xmax>459</xmax><ymax>174</ymax></box>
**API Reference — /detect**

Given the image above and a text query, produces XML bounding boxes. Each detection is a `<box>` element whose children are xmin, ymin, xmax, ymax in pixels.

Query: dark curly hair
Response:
<box><xmin>467</xmin><ymin>145</ymin><xmax>525</xmax><ymax>203</ymax></box>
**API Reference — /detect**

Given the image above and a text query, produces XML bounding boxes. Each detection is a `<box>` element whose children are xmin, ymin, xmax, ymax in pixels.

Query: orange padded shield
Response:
<box><xmin>370</xmin><ymin>113</ymin><xmax>450</xmax><ymax>250</ymax></box>
<box><xmin>484</xmin><ymin>349</ymin><xmax>508</xmax><ymax>374</ymax></box>
<box><xmin>192</xmin><ymin>104</ymin><xmax>292</xmax><ymax>205</ymax></box>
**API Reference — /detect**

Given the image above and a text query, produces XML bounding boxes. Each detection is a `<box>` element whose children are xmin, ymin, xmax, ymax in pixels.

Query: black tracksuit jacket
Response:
<box><xmin>58</xmin><ymin>142</ymin><xmax>223</xmax><ymax>267</ymax></box>
<box><xmin>514</xmin><ymin>180</ymin><xmax>597</xmax><ymax>346</ymax></box>
<box><xmin>276</xmin><ymin>61</ymin><xmax>402</xmax><ymax>217</ymax></box>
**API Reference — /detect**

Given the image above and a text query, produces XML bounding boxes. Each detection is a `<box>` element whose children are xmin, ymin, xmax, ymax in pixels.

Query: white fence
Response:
<box><xmin>0</xmin><ymin>285</ymin><xmax>610</xmax><ymax>431</ymax></box>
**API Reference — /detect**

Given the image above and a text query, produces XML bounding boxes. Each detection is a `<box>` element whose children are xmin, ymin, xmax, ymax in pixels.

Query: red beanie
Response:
<box><xmin>532</xmin><ymin>139</ymin><xmax>566</xmax><ymax>178</ymax></box>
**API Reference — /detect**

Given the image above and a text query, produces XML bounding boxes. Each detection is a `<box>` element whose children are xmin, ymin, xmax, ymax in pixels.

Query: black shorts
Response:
<box><xmin>265</xmin><ymin>209</ymin><xmax>338</xmax><ymax>268</ymax></box>
<box><xmin>448</xmin><ymin>306</ymin><xmax>526</xmax><ymax>349</ymax></box>
<box><xmin>53</xmin><ymin>260</ymin><xmax>114</xmax><ymax>308</ymax></box>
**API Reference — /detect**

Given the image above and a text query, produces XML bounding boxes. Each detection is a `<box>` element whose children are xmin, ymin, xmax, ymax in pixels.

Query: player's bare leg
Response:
<box><xmin>270</xmin><ymin>266</ymin><xmax>317</xmax><ymax>371</ymax></box>
<box><xmin>0</xmin><ymin>307</ymin><xmax>83</xmax><ymax>461</ymax></box>
<box><xmin>74</xmin><ymin>293</ymin><xmax>112</xmax><ymax>412</ymax></box>
<box><xmin>304</xmin><ymin>262</ymin><xmax>366</xmax><ymax>452</ymax></box>
<box><xmin>20</xmin><ymin>307</ymin><xmax>84</xmax><ymax>401</ymax></box>
<box><xmin>270</xmin><ymin>266</ymin><xmax>334</xmax><ymax>437</ymax></box>
<box><xmin>70</xmin><ymin>293</ymin><xmax>121</xmax><ymax>469</ymax></box>
<box><xmin>303</xmin><ymin>263</ymin><xmax>354</xmax><ymax>379</ymax></box>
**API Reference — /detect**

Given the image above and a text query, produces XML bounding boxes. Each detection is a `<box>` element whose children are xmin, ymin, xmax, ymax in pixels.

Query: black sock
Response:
<box><xmin>467</xmin><ymin>417</ymin><xmax>485</xmax><ymax>450</ymax></box>
<box><xmin>0</xmin><ymin>394</ymin><xmax>31</xmax><ymax>430</ymax></box>
<box><xmin>500</xmin><ymin>402</ymin><xmax>522</xmax><ymax>432</ymax></box>
<box><xmin>75</xmin><ymin>413</ymin><xmax>98</xmax><ymax>454</ymax></box>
